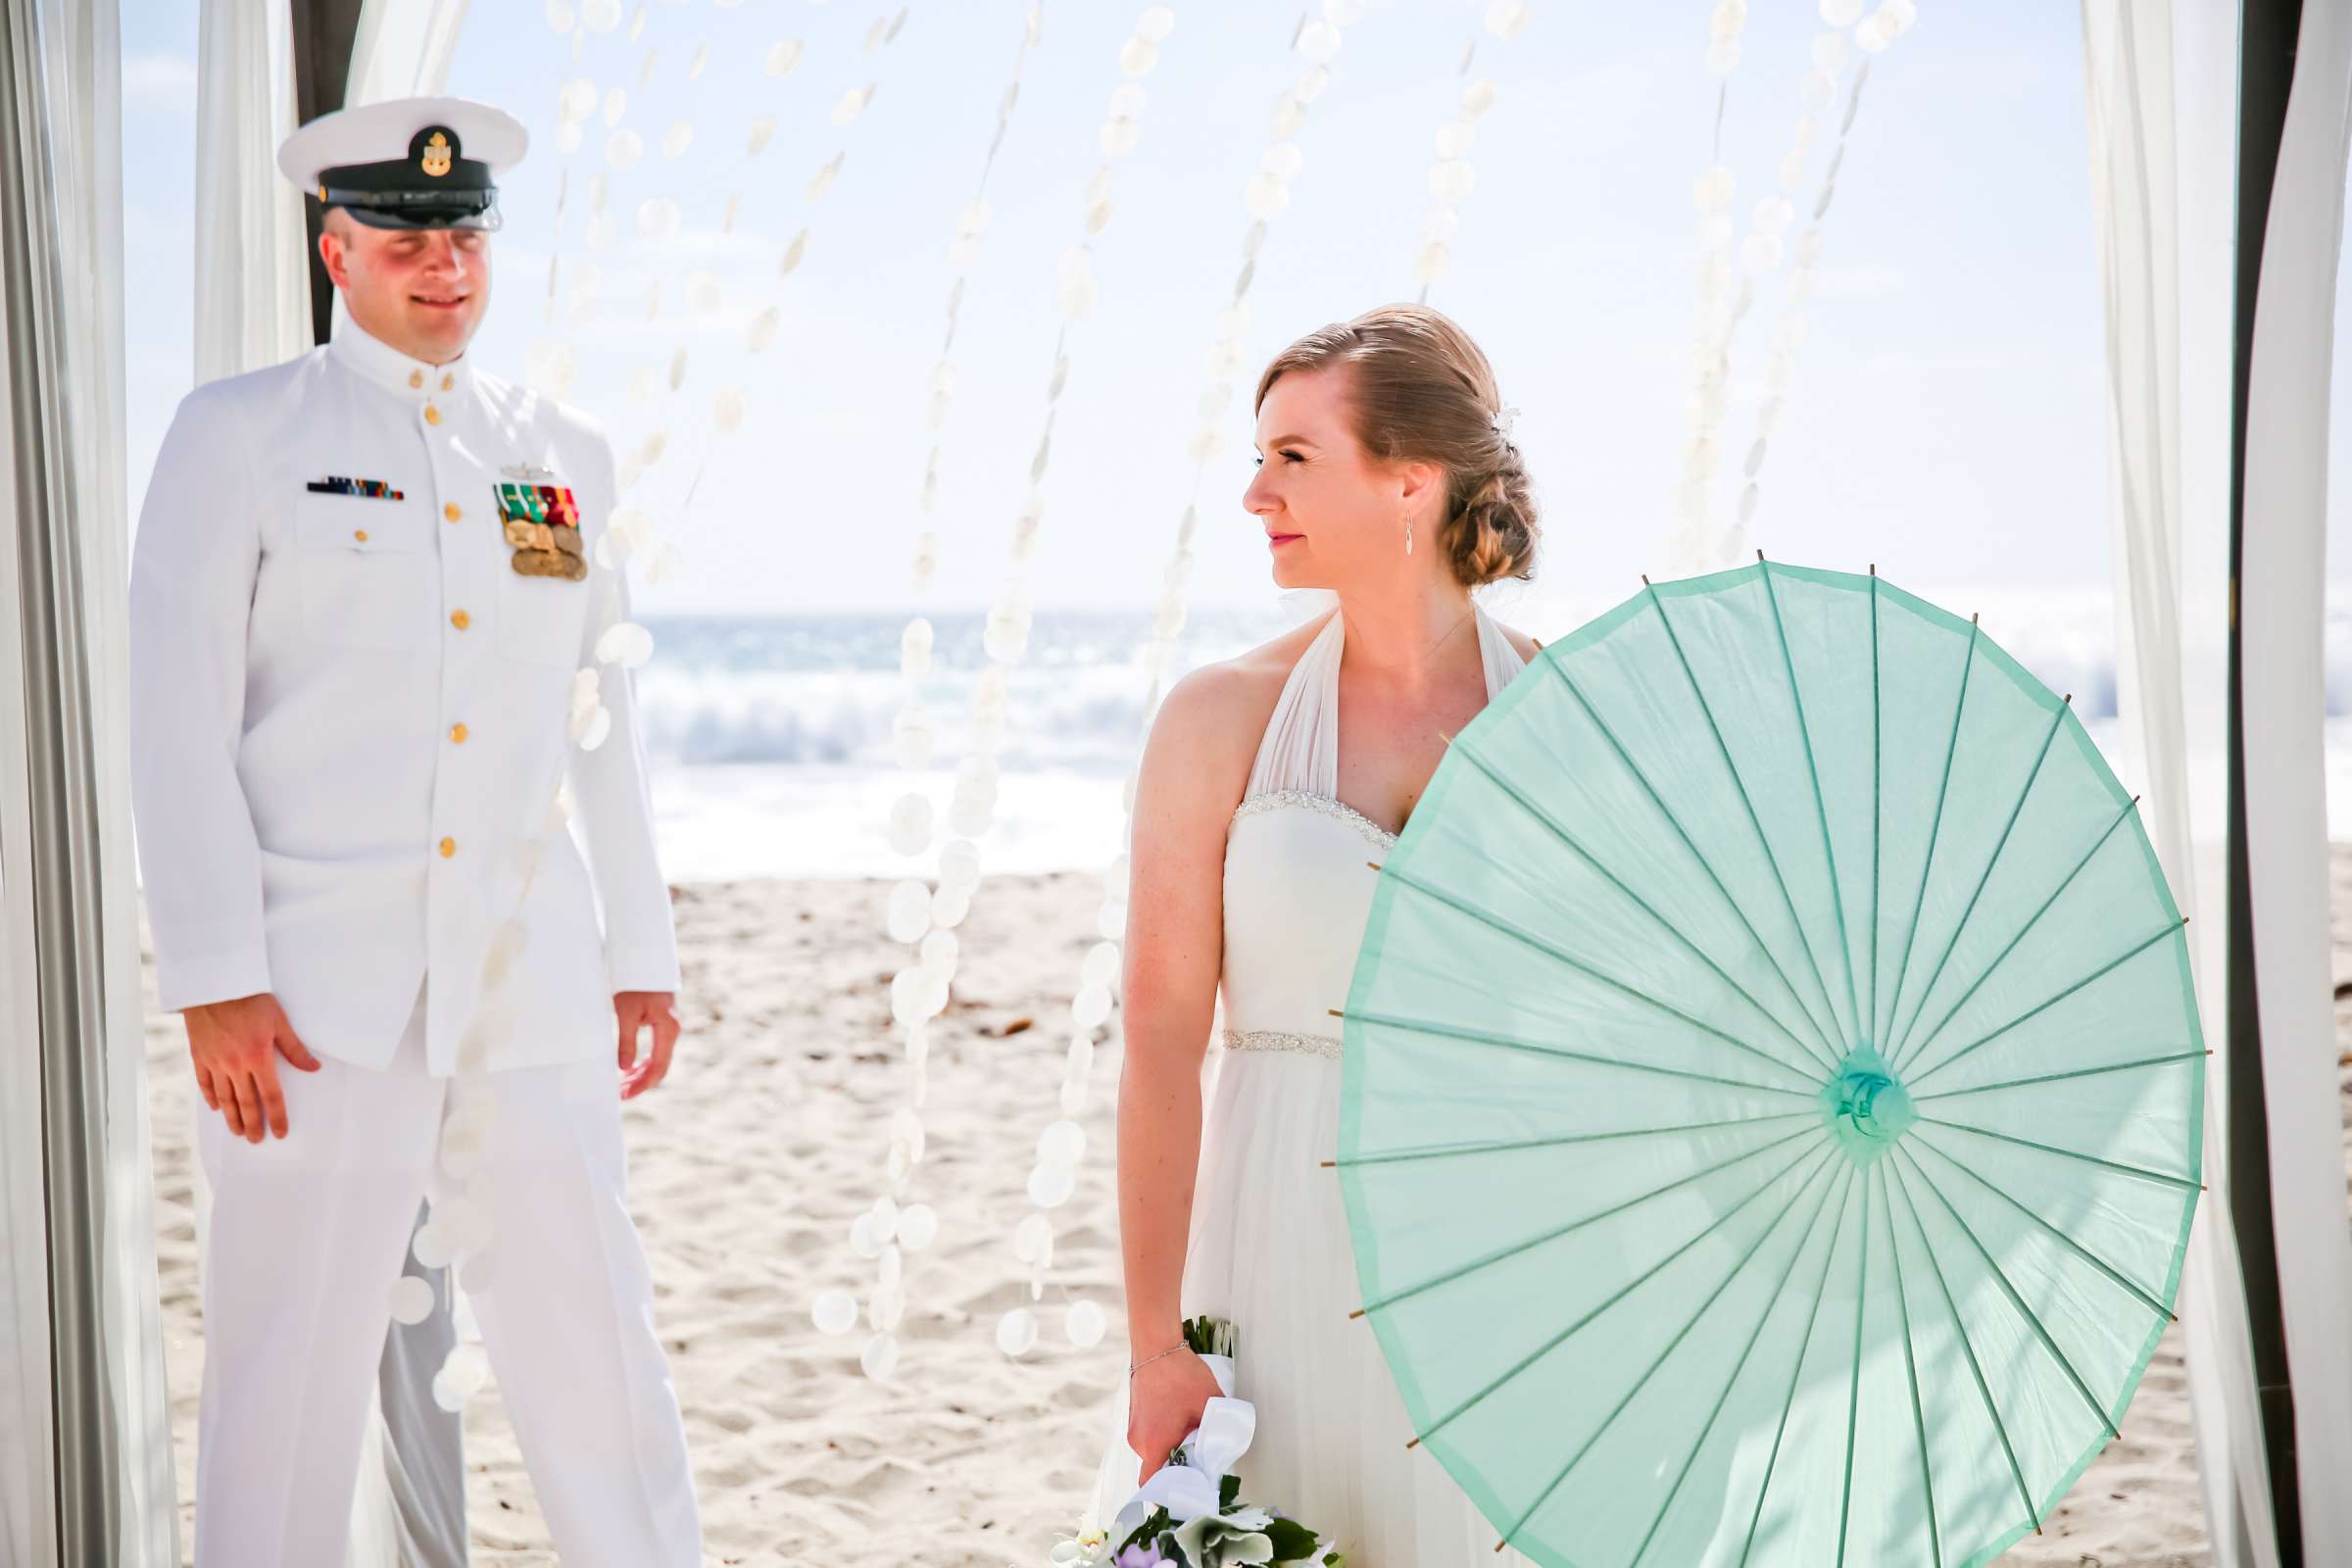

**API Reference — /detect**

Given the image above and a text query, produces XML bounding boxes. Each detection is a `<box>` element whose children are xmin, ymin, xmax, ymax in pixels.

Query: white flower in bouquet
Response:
<box><xmin>1047</xmin><ymin>1517</ymin><xmax>1116</xmax><ymax>1566</ymax></box>
<box><xmin>1171</xmin><ymin>1502</ymin><xmax>1276</xmax><ymax>1566</ymax></box>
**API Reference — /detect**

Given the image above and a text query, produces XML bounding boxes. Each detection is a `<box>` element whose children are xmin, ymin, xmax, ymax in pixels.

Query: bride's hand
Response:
<box><xmin>1127</xmin><ymin>1348</ymin><xmax>1224</xmax><ymax>1471</ymax></box>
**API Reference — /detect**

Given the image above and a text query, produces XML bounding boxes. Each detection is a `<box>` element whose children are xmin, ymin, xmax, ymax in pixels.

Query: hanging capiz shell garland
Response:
<box><xmin>1669</xmin><ymin>0</ymin><xmax>1918</xmax><ymax>573</ymax></box>
<box><xmin>987</xmin><ymin>1</ymin><xmax>1382</xmax><ymax>1372</ymax></box>
<box><xmin>1412</xmin><ymin>1</ymin><xmax>1528</xmax><ymax>301</ymax></box>
<box><xmin>808</xmin><ymin>9</ymin><xmax>1051</xmax><ymax>1377</ymax></box>
<box><xmin>806</xmin><ymin>2</ymin><xmax>1180</xmax><ymax>1382</ymax></box>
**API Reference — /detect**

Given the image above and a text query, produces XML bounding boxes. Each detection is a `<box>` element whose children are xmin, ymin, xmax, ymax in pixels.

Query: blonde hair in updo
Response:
<box><xmin>1252</xmin><ymin>303</ymin><xmax>1538</xmax><ymax>589</ymax></box>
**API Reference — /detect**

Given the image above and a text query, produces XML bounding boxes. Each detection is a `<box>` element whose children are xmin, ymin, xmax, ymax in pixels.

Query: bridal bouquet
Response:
<box><xmin>1048</xmin><ymin>1317</ymin><xmax>1346</xmax><ymax>1568</ymax></box>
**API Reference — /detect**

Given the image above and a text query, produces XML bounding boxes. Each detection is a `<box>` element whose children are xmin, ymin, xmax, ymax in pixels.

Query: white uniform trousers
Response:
<box><xmin>193</xmin><ymin>982</ymin><xmax>702</xmax><ymax>1566</ymax></box>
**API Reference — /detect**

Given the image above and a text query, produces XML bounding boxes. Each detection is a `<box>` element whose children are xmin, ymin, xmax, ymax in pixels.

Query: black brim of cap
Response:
<box><xmin>320</xmin><ymin>179</ymin><xmax>502</xmax><ymax>231</ymax></box>
<box><xmin>340</xmin><ymin>203</ymin><xmax>504</xmax><ymax>231</ymax></box>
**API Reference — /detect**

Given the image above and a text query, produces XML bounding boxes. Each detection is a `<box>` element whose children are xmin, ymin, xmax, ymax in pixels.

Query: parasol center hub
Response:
<box><xmin>1818</xmin><ymin>1045</ymin><xmax>1916</xmax><ymax>1167</ymax></box>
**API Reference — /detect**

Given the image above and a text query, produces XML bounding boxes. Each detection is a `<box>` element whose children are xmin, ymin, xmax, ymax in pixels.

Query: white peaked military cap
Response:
<box><xmin>276</xmin><ymin>94</ymin><xmax>528</xmax><ymax>231</ymax></box>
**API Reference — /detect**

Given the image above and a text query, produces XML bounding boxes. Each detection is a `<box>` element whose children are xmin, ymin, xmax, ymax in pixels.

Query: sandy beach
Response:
<box><xmin>144</xmin><ymin>854</ymin><xmax>2352</xmax><ymax>1566</ymax></box>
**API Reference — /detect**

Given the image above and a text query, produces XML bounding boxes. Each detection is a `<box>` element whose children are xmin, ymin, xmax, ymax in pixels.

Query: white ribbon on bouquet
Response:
<box><xmin>1110</xmin><ymin>1352</ymin><xmax>1256</xmax><ymax>1534</ymax></box>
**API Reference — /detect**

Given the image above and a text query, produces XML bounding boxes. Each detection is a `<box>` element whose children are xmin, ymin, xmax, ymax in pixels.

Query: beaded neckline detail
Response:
<box><xmin>1230</xmin><ymin>789</ymin><xmax>1400</xmax><ymax>851</ymax></box>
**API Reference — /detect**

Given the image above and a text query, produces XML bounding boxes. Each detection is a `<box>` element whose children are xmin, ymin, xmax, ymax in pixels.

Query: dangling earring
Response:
<box><xmin>1403</xmin><ymin>510</ymin><xmax>1414</xmax><ymax>556</ymax></box>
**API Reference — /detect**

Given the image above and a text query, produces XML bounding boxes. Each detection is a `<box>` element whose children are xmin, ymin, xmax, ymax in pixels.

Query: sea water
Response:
<box><xmin>635</xmin><ymin>586</ymin><xmax>2352</xmax><ymax>882</ymax></box>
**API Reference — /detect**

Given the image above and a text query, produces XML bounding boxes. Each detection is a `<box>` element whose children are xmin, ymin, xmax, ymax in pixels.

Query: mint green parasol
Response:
<box><xmin>1335</xmin><ymin>561</ymin><xmax>2203</xmax><ymax>1568</ymax></box>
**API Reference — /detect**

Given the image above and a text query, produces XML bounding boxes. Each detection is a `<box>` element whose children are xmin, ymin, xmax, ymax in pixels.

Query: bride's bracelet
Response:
<box><xmin>1128</xmin><ymin>1343</ymin><xmax>1187</xmax><ymax>1377</ymax></box>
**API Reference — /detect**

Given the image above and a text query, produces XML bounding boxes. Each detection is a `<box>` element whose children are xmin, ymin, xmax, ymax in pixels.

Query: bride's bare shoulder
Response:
<box><xmin>1145</xmin><ymin>613</ymin><xmax>1326</xmax><ymax>770</ymax></box>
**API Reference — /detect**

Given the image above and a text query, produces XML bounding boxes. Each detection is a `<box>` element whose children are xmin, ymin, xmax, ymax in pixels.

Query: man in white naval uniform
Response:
<box><xmin>126</xmin><ymin>97</ymin><xmax>702</xmax><ymax>1565</ymax></box>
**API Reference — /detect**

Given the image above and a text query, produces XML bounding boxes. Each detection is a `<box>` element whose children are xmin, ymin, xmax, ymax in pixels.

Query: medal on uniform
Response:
<box><xmin>495</xmin><ymin>482</ymin><xmax>586</xmax><ymax>581</ymax></box>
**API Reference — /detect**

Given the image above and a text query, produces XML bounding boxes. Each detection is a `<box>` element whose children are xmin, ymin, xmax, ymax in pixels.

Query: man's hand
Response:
<box><xmin>183</xmin><ymin>993</ymin><xmax>322</xmax><ymax>1142</ymax></box>
<box><xmin>615</xmin><ymin>990</ymin><xmax>680</xmax><ymax>1100</ymax></box>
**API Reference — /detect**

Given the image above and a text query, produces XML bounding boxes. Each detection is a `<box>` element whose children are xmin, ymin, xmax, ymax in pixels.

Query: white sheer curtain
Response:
<box><xmin>2079</xmin><ymin>8</ymin><xmax>2272</xmax><ymax>1565</ymax></box>
<box><xmin>349</xmin><ymin>0</ymin><xmax>469</xmax><ymax>107</ymax></box>
<box><xmin>2234</xmin><ymin>2</ymin><xmax>2352</xmax><ymax>1559</ymax></box>
<box><xmin>0</xmin><ymin>0</ymin><xmax>174</xmax><ymax>1562</ymax></box>
<box><xmin>2082</xmin><ymin>2</ymin><xmax>2352</xmax><ymax>1564</ymax></box>
<box><xmin>193</xmin><ymin>0</ymin><xmax>307</xmax><ymax>385</ymax></box>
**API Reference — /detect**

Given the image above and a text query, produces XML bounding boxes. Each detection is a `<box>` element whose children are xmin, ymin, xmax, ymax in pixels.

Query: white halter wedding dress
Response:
<box><xmin>1088</xmin><ymin>595</ymin><xmax>1540</xmax><ymax>1567</ymax></box>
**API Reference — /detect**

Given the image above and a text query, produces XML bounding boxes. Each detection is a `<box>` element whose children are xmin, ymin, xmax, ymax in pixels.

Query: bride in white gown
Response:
<box><xmin>1088</xmin><ymin>305</ymin><xmax>1544</xmax><ymax>1565</ymax></box>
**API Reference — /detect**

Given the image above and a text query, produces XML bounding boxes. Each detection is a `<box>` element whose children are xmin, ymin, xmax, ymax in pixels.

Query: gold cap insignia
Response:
<box><xmin>420</xmin><ymin>130</ymin><xmax>452</xmax><ymax>178</ymax></box>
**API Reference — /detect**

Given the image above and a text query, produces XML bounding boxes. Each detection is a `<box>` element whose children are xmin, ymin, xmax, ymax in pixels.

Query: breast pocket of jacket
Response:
<box><xmin>495</xmin><ymin>561</ymin><xmax>590</xmax><ymax>667</ymax></box>
<box><xmin>292</xmin><ymin>494</ymin><xmax>434</xmax><ymax>652</ymax></box>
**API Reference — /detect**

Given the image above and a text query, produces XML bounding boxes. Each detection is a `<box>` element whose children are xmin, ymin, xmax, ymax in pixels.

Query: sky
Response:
<box><xmin>113</xmin><ymin>0</ymin><xmax>2338</xmax><ymax>628</ymax></box>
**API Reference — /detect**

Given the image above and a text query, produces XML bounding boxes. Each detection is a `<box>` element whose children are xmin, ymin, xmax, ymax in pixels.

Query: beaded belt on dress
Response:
<box><xmin>1221</xmin><ymin>1028</ymin><xmax>1343</xmax><ymax>1060</ymax></box>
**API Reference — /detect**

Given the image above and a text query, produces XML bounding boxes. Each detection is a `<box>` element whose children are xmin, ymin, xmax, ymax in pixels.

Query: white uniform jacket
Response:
<box><xmin>127</xmin><ymin>318</ymin><xmax>678</xmax><ymax>1074</ymax></box>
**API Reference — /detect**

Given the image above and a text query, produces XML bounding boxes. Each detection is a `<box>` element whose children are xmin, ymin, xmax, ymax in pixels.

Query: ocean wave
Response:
<box><xmin>627</xmin><ymin>593</ymin><xmax>2352</xmax><ymax>771</ymax></box>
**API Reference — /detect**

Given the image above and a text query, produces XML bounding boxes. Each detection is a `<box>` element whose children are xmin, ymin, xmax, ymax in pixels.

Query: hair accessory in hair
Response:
<box><xmin>1489</xmin><ymin>403</ymin><xmax>1521</xmax><ymax>445</ymax></box>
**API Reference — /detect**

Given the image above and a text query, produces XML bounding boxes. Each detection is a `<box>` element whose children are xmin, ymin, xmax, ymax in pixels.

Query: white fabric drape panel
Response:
<box><xmin>193</xmin><ymin>0</ymin><xmax>307</xmax><ymax>385</ymax></box>
<box><xmin>0</xmin><ymin>11</ymin><xmax>59</xmax><ymax>1548</ymax></box>
<box><xmin>2236</xmin><ymin>2</ymin><xmax>2352</xmax><ymax>1560</ymax></box>
<box><xmin>42</xmin><ymin>1</ymin><xmax>178</xmax><ymax>1557</ymax></box>
<box><xmin>2086</xmin><ymin>2</ymin><xmax>2352</xmax><ymax>1564</ymax></box>
<box><xmin>0</xmin><ymin>0</ymin><xmax>173</xmax><ymax>1561</ymax></box>
<box><xmin>2079</xmin><ymin>7</ymin><xmax>2280</xmax><ymax>1566</ymax></box>
<box><xmin>348</xmin><ymin>0</ymin><xmax>469</xmax><ymax>106</ymax></box>
<box><xmin>0</xmin><ymin>413</ymin><xmax>52</xmax><ymax>1568</ymax></box>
